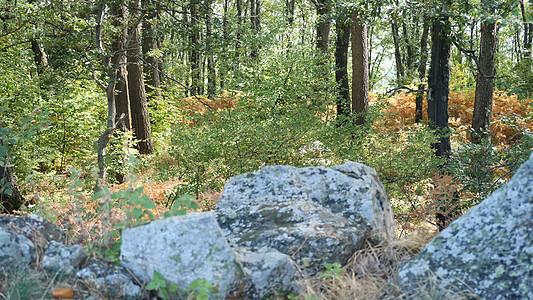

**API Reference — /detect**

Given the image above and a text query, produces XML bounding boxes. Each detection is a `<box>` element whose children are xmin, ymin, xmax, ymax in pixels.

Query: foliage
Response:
<box><xmin>167</xmin><ymin>45</ymin><xmax>336</xmax><ymax>200</ymax></box>
<box><xmin>146</xmin><ymin>271</ymin><xmax>179</xmax><ymax>300</ymax></box>
<box><xmin>447</xmin><ymin>133</ymin><xmax>533</xmax><ymax>204</ymax></box>
<box><xmin>146</xmin><ymin>271</ymin><xmax>217</xmax><ymax>300</ymax></box>
<box><xmin>319</xmin><ymin>263</ymin><xmax>344</xmax><ymax>280</ymax></box>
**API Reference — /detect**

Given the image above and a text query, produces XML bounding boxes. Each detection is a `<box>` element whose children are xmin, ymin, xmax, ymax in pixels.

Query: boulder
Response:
<box><xmin>0</xmin><ymin>214</ymin><xmax>65</xmax><ymax>269</ymax></box>
<box><xmin>76</xmin><ymin>261</ymin><xmax>143</xmax><ymax>300</ymax></box>
<box><xmin>215</xmin><ymin>162</ymin><xmax>394</xmax><ymax>274</ymax></box>
<box><xmin>120</xmin><ymin>212</ymin><xmax>251</xmax><ymax>299</ymax></box>
<box><xmin>398</xmin><ymin>152</ymin><xmax>533</xmax><ymax>299</ymax></box>
<box><xmin>42</xmin><ymin>241</ymin><xmax>87</xmax><ymax>279</ymax></box>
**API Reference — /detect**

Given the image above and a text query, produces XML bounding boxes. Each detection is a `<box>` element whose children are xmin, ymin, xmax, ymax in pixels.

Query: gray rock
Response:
<box><xmin>120</xmin><ymin>212</ymin><xmax>249</xmax><ymax>299</ymax></box>
<box><xmin>0</xmin><ymin>227</ymin><xmax>34</xmax><ymax>269</ymax></box>
<box><xmin>398</xmin><ymin>152</ymin><xmax>533</xmax><ymax>299</ymax></box>
<box><xmin>215</xmin><ymin>163</ymin><xmax>394</xmax><ymax>273</ymax></box>
<box><xmin>234</xmin><ymin>246</ymin><xmax>299</xmax><ymax>299</ymax></box>
<box><xmin>76</xmin><ymin>261</ymin><xmax>143</xmax><ymax>300</ymax></box>
<box><xmin>42</xmin><ymin>241</ymin><xmax>87</xmax><ymax>279</ymax></box>
<box><xmin>0</xmin><ymin>214</ymin><xmax>65</xmax><ymax>269</ymax></box>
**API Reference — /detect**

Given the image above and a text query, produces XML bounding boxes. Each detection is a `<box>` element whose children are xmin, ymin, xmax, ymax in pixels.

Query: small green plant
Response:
<box><xmin>163</xmin><ymin>193</ymin><xmax>202</xmax><ymax>218</ymax></box>
<box><xmin>146</xmin><ymin>271</ymin><xmax>179</xmax><ymax>300</ymax></box>
<box><xmin>319</xmin><ymin>263</ymin><xmax>344</xmax><ymax>280</ymax></box>
<box><xmin>188</xmin><ymin>279</ymin><xmax>218</xmax><ymax>300</ymax></box>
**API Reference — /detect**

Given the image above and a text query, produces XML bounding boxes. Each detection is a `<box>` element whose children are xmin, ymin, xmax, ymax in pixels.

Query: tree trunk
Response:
<box><xmin>472</xmin><ymin>21</ymin><xmax>497</xmax><ymax>144</ymax></box>
<box><xmin>205</xmin><ymin>0</ymin><xmax>216</xmax><ymax>96</ymax></box>
<box><xmin>0</xmin><ymin>132</ymin><xmax>23</xmax><ymax>213</ymax></box>
<box><xmin>314</xmin><ymin>0</ymin><xmax>331</xmax><ymax>54</ymax></box>
<box><xmin>415</xmin><ymin>20</ymin><xmax>430</xmax><ymax>123</ymax></box>
<box><xmin>250</xmin><ymin>0</ymin><xmax>261</xmax><ymax>59</ymax></box>
<box><xmin>220</xmin><ymin>0</ymin><xmax>229</xmax><ymax>89</ymax></box>
<box><xmin>236</xmin><ymin>0</ymin><xmax>243</xmax><ymax>60</ymax></box>
<box><xmin>403</xmin><ymin>22</ymin><xmax>414</xmax><ymax>72</ymax></box>
<box><xmin>351</xmin><ymin>11</ymin><xmax>369</xmax><ymax>126</ymax></box>
<box><xmin>142</xmin><ymin>0</ymin><xmax>161</xmax><ymax>101</ymax></box>
<box><xmin>391</xmin><ymin>20</ymin><xmax>404</xmax><ymax>84</ymax></box>
<box><xmin>110</xmin><ymin>2</ymin><xmax>131</xmax><ymax>132</ymax></box>
<box><xmin>189</xmin><ymin>0</ymin><xmax>200</xmax><ymax>95</ymax></box>
<box><xmin>427</xmin><ymin>17</ymin><xmax>451</xmax><ymax>157</ymax></box>
<box><xmin>286</xmin><ymin>0</ymin><xmax>295</xmax><ymax>27</ymax></box>
<box><xmin>128</xmin><ymin>0</ymin><xmax>154</xmax><ymax>155</ymax></box>
<box><xmin>30</xmin><ymin>39</ymin><xmax>48</xmax><ymax>75</ymax></box>
<box><xmin>335</xmin><ymin>14</ymin><xmax>351</xmax><ymax>122</ymax></box>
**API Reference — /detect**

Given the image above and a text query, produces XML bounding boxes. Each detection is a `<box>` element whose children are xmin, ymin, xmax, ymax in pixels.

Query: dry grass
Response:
<box><xmin>297</xmin><ymin>233</ymin><xmax>480</xmax><ymax>300</ymax></box>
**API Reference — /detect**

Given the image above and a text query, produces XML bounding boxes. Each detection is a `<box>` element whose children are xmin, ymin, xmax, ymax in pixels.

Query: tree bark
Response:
<box><xmin>30</xmin><ymin>39</ymin><xmax>48</xmax><ymax>75</ymax></box>
<box><xmin>415</xmin><ymin>20</ymin><xmax>430</xmax><ymax>123</ymax></box>
<box><xmin>127</xmin><ymin>0</ymin><xmax>154</xmax><ymax>154</ymax></box>
<box><xmin>403</xmin><ymin>22</ymin><xmax>414</xmax><ymax>72</ymax></box>
<box><xmin>220</xmin><ymin>0</ymin><xmax>229</xmax><ymax>89</ymax></box>
<box><xmin>250</xmin><ymin>0</ymin><xmax>261</xmax><ymax>59</ymax></box>
<box><xmin>314</xmin><ymin>0</ymin><xmax>331</xmax><ymax>54</ymax></box>
<box><xmin>391</xmin><ymin>20</ymin><xmax>404</xmax><ymax>84</ymax></box>
<box><xmin>351</xmin><ymin>11</ymin><xmax>369</xmax><ymax>126</ymax></box>
<box><xmin>189</xmin><ymin>0</ymin><xmax>200</xmax><ymax>95</ymax></box>
<box><xmin>206</xmin><ymin>0</ymin><xmax>216</xmax><ymax>96</ymax></box>
<box><xmin>110</xmin><ymin>1</ymin><xmax>131</xmax><ymax>132</ymax></box>
<box><xmin>142</xmin><ymin>0</ymin><xmax>161</xmax><ymax>101</ymax></box>
<box><xmin>0</xmin><ymin>130</ymin><xmax>23</xmax><ymax>213</ymax></box>
<box><xmin>427</xmin><ymin>17</ymin><xmax>451</xmax><ymax>157</ymax></box>
<box><xmin>335</xmin><ymin>14</ymin><xmax>351</xmax><ymax>122</ymax></box>
<box><xmin>472</xmin><ymin>21</ymin><xmax>497</xmax><ymax>144</ymax></box>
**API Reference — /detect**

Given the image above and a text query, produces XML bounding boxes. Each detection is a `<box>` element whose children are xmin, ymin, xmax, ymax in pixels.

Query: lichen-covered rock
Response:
<box><xmin>42</xmin><ymin>241</ymin><xmax>87</xmax><ymax>279</ymax></box>
<box><xmin>76</xmin><ymin>260</ymin><xmax>143</xmax><ymax>300</ymax></box>
<box><xmin>120</xmin><ymin>212</ymin><xmax>249</xmax><ymax>299</ymax></box>
<box><xmin>234</xmin><ymin>246</ymin><xmax>299</xmax><ymax>299</ymax></box>
<box><xmin>0</xmin><ymin>227</ymin><xmax>34</xmax><ymax>269</ymax></box>
<box><xmin>398</xmin><ymin>152</ymin><xmax>533</xmax><ymax>299</ymax></box>
<box><xmin>0</xmin><ymin>214</ymin><xmax>65</xmax><ymax>269</ymax></box>
<box><xmin>215</xmin><ymin>162</ymin><xmax>394</xmax><ymax>273</ymax></box>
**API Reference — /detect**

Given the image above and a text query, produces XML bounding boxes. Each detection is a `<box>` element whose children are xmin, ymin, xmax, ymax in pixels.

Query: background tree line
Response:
<box><xmin>1</xmin><ymin>0</ymin><xmax>532</xmax><ymax>215</ymax></box>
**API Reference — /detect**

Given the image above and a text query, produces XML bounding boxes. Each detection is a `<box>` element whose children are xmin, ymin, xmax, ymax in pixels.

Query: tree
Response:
<box><xmin>391</xmin><ymin>18</ymin><xmax>405</xmax><ymax>84</ymax></box>
<box><xmin>415</xmin><ymin>19</ymin><xmax>430</xmax><ymax>123</ymax></box>
<box><xmin>250</xmin><ymin>0</ymin><xmax>261</xmax><ymax>59</ymax></box>
<box><xmin>472</xmin><ymin>19</ymin><xmax>497</xmax><ymax>144</ymax></box>
<box><xmin>205</xmin><ymin>0</ymin><xmax>216</xmax><ymax>96</ymax></box>
<box><xmin>189</xmin><ymin>0</ymin><xmax>201</xmax><ymax>95</ymax></box>
<box><xmin>110</xmin><ymin>1</ymin><xmax>131</xmax><ymax>133</ymax></box>
<box><xmin>0</xmin><ymin>132</ymin><xmax>23</xmax><ymax>213</ymax></box>
<box><xmin>335</xmin><ymin>12</ymin><xmax>351</xmax><ymax>121</ymax></box>
<box><xmin>351</xmin><ymin>10</ymin><xmax>369</xmax><ymax>126</ymax></box>
<box><xmin>312</xmin><ymin>0</ymin><xmax>332</xmax><ymax>54</ymax></box>
<box><xmin>127</xmin><ymin>0</ymin><xmax>154</xmax><ymax>155</ymax></box>
<box><xmin>142</xmin><ymin>0</ymin><xmax>162</xmax><ymax>101</ymax></box>
<box><xmin>427</xmin><ymin>15</ymin><xmax>452</xmax><ymax>157</ymax></box>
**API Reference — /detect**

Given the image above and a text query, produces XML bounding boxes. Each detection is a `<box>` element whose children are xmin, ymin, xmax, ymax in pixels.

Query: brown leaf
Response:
<box><xmin>52</xmin><ymin>287</ymin><xmax>74</xmax><ymax>299</ymax></box>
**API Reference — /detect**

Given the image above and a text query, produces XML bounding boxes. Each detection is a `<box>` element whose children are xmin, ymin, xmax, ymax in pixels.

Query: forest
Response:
<box><xmin>0</xmin><ymin>0</ymin><xmax>532</xmax><ymax>298</ymax></box>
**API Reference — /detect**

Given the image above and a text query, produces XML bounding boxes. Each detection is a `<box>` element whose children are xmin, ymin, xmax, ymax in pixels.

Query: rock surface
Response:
<box><xmin>76</xmin><ymin>261</ymin><xmax>143</xmax><ymax>300</ymax></box>
<box><xmin>216</xmin><ymin>162</ymin><xmax>394</xmax><ymax>273</ymax></box>
<box><xmin>398</xmin><ymin>152</ymin><xmax>533</xmax><ymax>299</ymax></box>
<box><xmin>43</xmin><ymin>241</ymin><xmax>87</xmax><ymax>279</ymax></box>
<box><xmin>0</xmin><ymin>214</ymin><xmax>65</xmax><ymax>269</ymax></box>
<box><xmin>120</xmin><ymin>212</ymin><xmax>249</xmax><ymax>299</ymax></box>
<box><xmin>234</xmin><ymin>246</ymin><xmax>299</xmax><ymax>299</ymax></box>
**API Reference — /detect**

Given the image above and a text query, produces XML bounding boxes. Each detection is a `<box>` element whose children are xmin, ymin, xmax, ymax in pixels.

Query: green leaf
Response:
<box><xmin>139</xmin><ymin>195</ymin><xmax>156</xmax><ymax>209</ymax></box>
<box><xmin>132</xmin><ymin>207</ymin><xmax>143</xmax><ymax>219</ymax></box>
